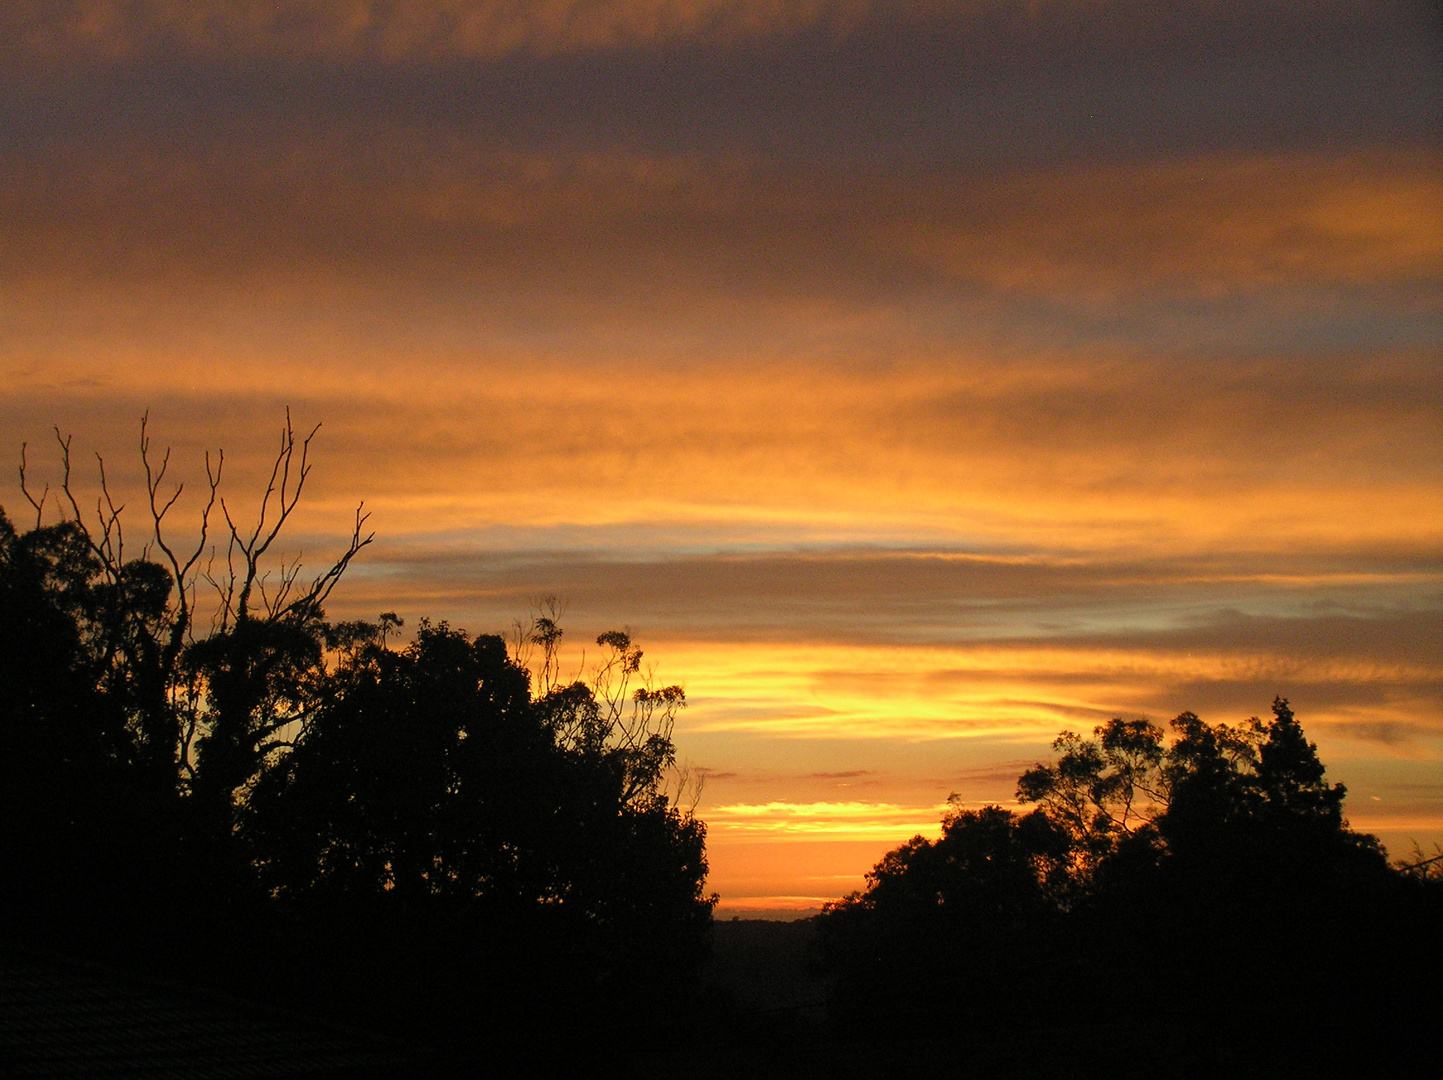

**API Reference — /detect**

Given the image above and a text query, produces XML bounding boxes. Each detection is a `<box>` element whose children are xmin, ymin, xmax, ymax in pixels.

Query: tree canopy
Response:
<box><xmin>1</xmin><ymin>420</ymin><xmax>713</xmax><ymax>1051</ymax></box>
<box><xmin>816</xmin><ymin>703</ymin><xmax>1439</xmax><ymax>1072</ymax></box>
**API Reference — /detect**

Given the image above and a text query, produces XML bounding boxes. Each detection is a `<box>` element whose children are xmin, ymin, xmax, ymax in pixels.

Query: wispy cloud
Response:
<box><xmin>3</xmin><ymin>0</ymin><xmax>1439</xmax><ymax>900</ymax></box>
<box><xmin>2</xmin><ymin>0</ymin><xmax>883</xmax><ymax>62</ymax></box>
<box><xmin>10</xmin><ymin>2</ymin><xmax>1423</xmax><ymax>66</ymax></box>
<box><xmin>707</xmin><ymin>800</ymin><xmax>947</xmax><ymax>839</ymax></box>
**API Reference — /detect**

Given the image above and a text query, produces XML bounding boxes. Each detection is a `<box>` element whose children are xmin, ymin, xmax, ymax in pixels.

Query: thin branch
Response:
<box><xmin>222</xmin><ymin>410</ymin><xmax>330</xmax><ymax>622</ymax></box>
<box><xmin>144</xmin><ymin>416</ymin><xmax>223</xmax><ymax>663</ymax></box>
<box><xmin>51</xmin><ymin>428</ymin><xmax>126</xmax><ymax>584</ymax></box>
<box><xmin>56</xmin><ymin>429</ymin><xmax>81</xmax><ymax>524</ymax></box>
<box><xmin>18</xmin><ymin>443</ymin><xmax>49</xmax><ymax>528</ymax></box>
<box><xmin>94</xmin><ymin>452</ymin><xmax>126</xmax><ymax>573</ymax></box>
<box><xmin>295</xmin><ymin>503</ymin><xmax>374</xmax><ymax>616</ymax></box>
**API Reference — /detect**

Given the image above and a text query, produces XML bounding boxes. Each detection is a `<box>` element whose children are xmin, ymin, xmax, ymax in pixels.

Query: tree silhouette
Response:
<box><xmin>817</xmin><ymin>702</ymin><xmax>1436</xmax><ymax>1070</ymax></box>
<box><xmin>240</xmin><ymin>618</ymin><xmax>712</xmax><ymax>992</ymax></box>
<box><xmin>4</xmin><ymin>416</ymin><xmax>372</xmax><ymax>948</ymax></box>
<box><xmin>1014</xmin><ymin>716</ymin><xmax>1168</xmax><ymax>883</ymax></box>
<box><xmin>3</xmin><ymin>418</ymin><xmax>715</xmax><ymax>1054</ymax></box>
<box><xmin>0</xmin><ymin>510</ymin><xmax>172</xmax><ymax>936</ymax></box>
<box><xmin>816</xmin><ymin>801</ymin><xmax>1071</xmax><ymax>1034</ymax></box>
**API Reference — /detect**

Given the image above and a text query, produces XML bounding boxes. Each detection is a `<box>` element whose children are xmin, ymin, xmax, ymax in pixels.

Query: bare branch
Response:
<box><xmin>55</xmin><ymin>428</ymin><xmax>81</xmax><ymax>524</ymax></box>
<box><xmin>49</xmin><ymin>428</ymin><xmax>126</xmax><ymax>582</ymax></box>
<box><xmin>94</xmin><ymin>452</ymin><xmax>126</xmax><ymax>572</ymax></box>
<box><xmin>18</xmin><ymin>443</ymin><xmax>49</xmax><ymax>528</ymax></box>
<box><xmin>143</xmin><ymin>417</ymin><xmax>224</xmax><ymax>661</ymax></box>
<box><xmin>294</xmin><ymin>503</ymin><xmax>374</xmax><ymax>617</ymax></box>
<box><xmin>220</xmin><ymin>410</ymin><xmax>334</xmax><ymax>623</ymax></box>
<box><xmin>669</xmin><ymin>762</ymin><xmax>705</xmax><ymax>815</ymax></box>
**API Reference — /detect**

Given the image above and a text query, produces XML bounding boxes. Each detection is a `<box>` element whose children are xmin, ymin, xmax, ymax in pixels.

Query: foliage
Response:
<box><xmin>1014</xmin><ymin>716</ymin><xmax>1167</xmax><ymax>882</ymax></box>
<box><xmin>814</xmin><ymin>801</ymin><xmax>1072</xmax><ymax>1031</ymax></box>
<box><xmin>241</xmin><ymin>617</ymin><xmax>712</xmax><ymax>992</ymax></box>
<box><xmin>0</xmin><ymin>510</ymin><xmax>178</xmax><ymax>926</ymax></box>
<box><xmin>1</xmin><ymin>418</ymin><xmax>714</xmax><ymax>1041</ymax></box>
<box><xmin>816</xmin><ymin>702</ymin><xmax>1434</xmax><ymax>1067</ymax></box>
<box><xmin>1013</xmin><ymin>700</ymin><xmax>1385</xmax><ymax>895</ymax></box>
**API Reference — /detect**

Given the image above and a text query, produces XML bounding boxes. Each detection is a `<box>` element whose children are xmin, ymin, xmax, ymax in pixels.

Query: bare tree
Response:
<box><xmin>17</xmin><ymin>410</ymin><xmax>373</xmax><ymax>800</ymax></box>
<box><xmin>205</xmin><ymin>409</ymin><xmax>372</xmax><ymax>630</ymax></box>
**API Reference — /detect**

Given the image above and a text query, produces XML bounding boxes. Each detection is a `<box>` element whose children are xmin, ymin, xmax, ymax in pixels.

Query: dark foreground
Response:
<box><xmin>7</xmin><ymin>916</ymin><xmax>1434</xmax><ymax>1080</ymax></box>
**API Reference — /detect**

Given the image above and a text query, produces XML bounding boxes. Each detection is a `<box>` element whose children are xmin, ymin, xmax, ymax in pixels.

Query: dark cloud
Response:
<box><xmin>339</xmin><ymin>544</ymin><xmax>1443</xmax><ymax>644</ymax></box>
<box><xmin>6</xmin><ymin>3</ymin><xmax>1437</xmax><ymax>164</ymax></box>
<box><xmin>5</xmin><ymin>2</ymin><xmax>1436</xmax><ymax>366</ymax></box>
<box><xmin>1144</xmin><ymin>678</ymin><xmax>1438</xmax><ymax>723</ymax></box>
<box><xmin>1089</xmin><ymin>609</ymin><xmax>1443</xmax><ymax>670</ymax></box>
<box><xmin>4</xmin><ymin>138</ymin><xmax>1436</xmax><ymax>375</ymax></box>
<box><xmin>939</xmin><ymin>760</ymin><xmax>1037</xmax><ymax>785</ymax></box>
<box><xmin>1315</xmin><ymin>719</ymin><xmax>1438</xmax><ymax>747</ymax></box>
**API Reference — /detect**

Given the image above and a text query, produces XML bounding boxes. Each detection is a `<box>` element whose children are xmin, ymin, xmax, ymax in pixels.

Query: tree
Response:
<box><xmin>1014</xmin><ymin>716</ymin><xmax>1168</xmax><ymax>884</ymax></box>
<box><xmin>239</xmin><ymin>616</ymin><xmax>713</xmax><ymax>1021</ymax></box>
<box><xmin>4</xmin><ymin>415</ymin><xmax>372</xmax><ymax>939</ymax></box>
<box><xmin>815</xmin><ymin>702</ymin><xmax>1423</xmax><ymax>1067</ymax></box>
<box><xmin>0</xmin><ymin>508</ymin><xmax>171</xmax><ymax>929</ymax></box>
<box><xmin>11</xmin><ymin>413</ymin><xmax>370</xmax><ymax>804</ymax></box>
<box><xmin>4</xmin><ymin>416</ymin><xmax>716</xmax><ymax>1045</ymax></box>
<box><xmin>815</xmin><ymin>799</ymin><xmax>1072</xmax><ymax>1034</ymax></box>
<box><xmin>1012</xmin><ymin>699</ymin><xmax>1385</xmax><ymax>888</ymax></box>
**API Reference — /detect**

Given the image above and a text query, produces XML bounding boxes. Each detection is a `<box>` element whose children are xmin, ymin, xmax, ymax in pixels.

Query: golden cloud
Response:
<box><xmin>706</xmin><ymin>800</ymin><xmax>947</xmax><ymax>839</ymax></box>
<box><xmin>654</xmin><ymin>638</ymin><xmax>1443</xmax><ymax>743</ymax></box>
<box><xmin>7</xmin><ymin>130</ymin><xmax>1437</xmax><ymax>323</ymax></box>
<box><xmin>5</xmin><ymin>344</ymin><xmax>1440</xmax><ymax>565</ymax></box>
<box><xmin>880</xmin><ymin>150</ymin><xmax>1443</xmax><ymax>298</ymax></box>
<box><xmin>6</xmin><ymin>0</ymin><xmax>1440</xmax><ymax>911</ymax></box>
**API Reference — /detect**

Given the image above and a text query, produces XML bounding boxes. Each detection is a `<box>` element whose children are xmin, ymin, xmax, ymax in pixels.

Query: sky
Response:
<box><xmin>2</xmin><ymin>0</ymin><xmax>1440</xmax><ymax>915</ymax></box>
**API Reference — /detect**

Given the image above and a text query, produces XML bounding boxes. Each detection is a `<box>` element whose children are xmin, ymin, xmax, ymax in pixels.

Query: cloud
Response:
<box><xmin>7</xmin><ymin>347</ymin><xmax>1440</xmax><ymax>570</ymax></box>
<box><xmin>706</xmin><ymin>799</ymin><xmax>946</xmax><ymax>839</ymax></box>
<box><xmin>883</xmin><ymin>151</ymin><xmax>1443</xmax><ymax>300</ymax></box>
<box><xmin>4</xmin><ymin>0</ymin><xmax>1441</xmax><ymax>902</ymax></box>
<box><xmin>2</xmin><ymin>0</ymin><xmax>879</xmax><ymax>62</ymax></box>
<box><xmin>10</xmin><ymin>2</ymin><xmax>1428</xmax><ymax>66</ymax></box>
<box><xmin>7</xmin><ymin>135</ymin><xmax>1438</xmax><ymax>312</ymax></box>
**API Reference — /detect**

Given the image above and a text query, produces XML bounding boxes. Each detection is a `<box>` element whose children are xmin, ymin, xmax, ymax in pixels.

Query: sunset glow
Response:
<box><xmin>4</xmin><ymin>0</ymin><xmax>1440</xmax><ymax>916</ymax></box>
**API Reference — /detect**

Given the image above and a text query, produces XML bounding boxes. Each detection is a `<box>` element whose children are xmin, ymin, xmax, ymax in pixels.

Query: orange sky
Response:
<box><xmin>3</xmin><ymin>0</ymin><xmax>1441</xmax><ymax>914</ymax></box>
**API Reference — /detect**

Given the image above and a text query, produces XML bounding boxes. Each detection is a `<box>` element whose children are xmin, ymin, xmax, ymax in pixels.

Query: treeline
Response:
<box><xmin>0</xmin><ymin>422</ymin><xmax>712</xmax><ymax>1058</ymax></box>
<box><xmin>813</xmin><ymin>703</ymin><xmax>1442</xmax><ymax>1072</ymax></box>
<box><xmin>5</xmin><ymin>422</ymin><xmax>1440</xmax><ymax>1073</ymax></box>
